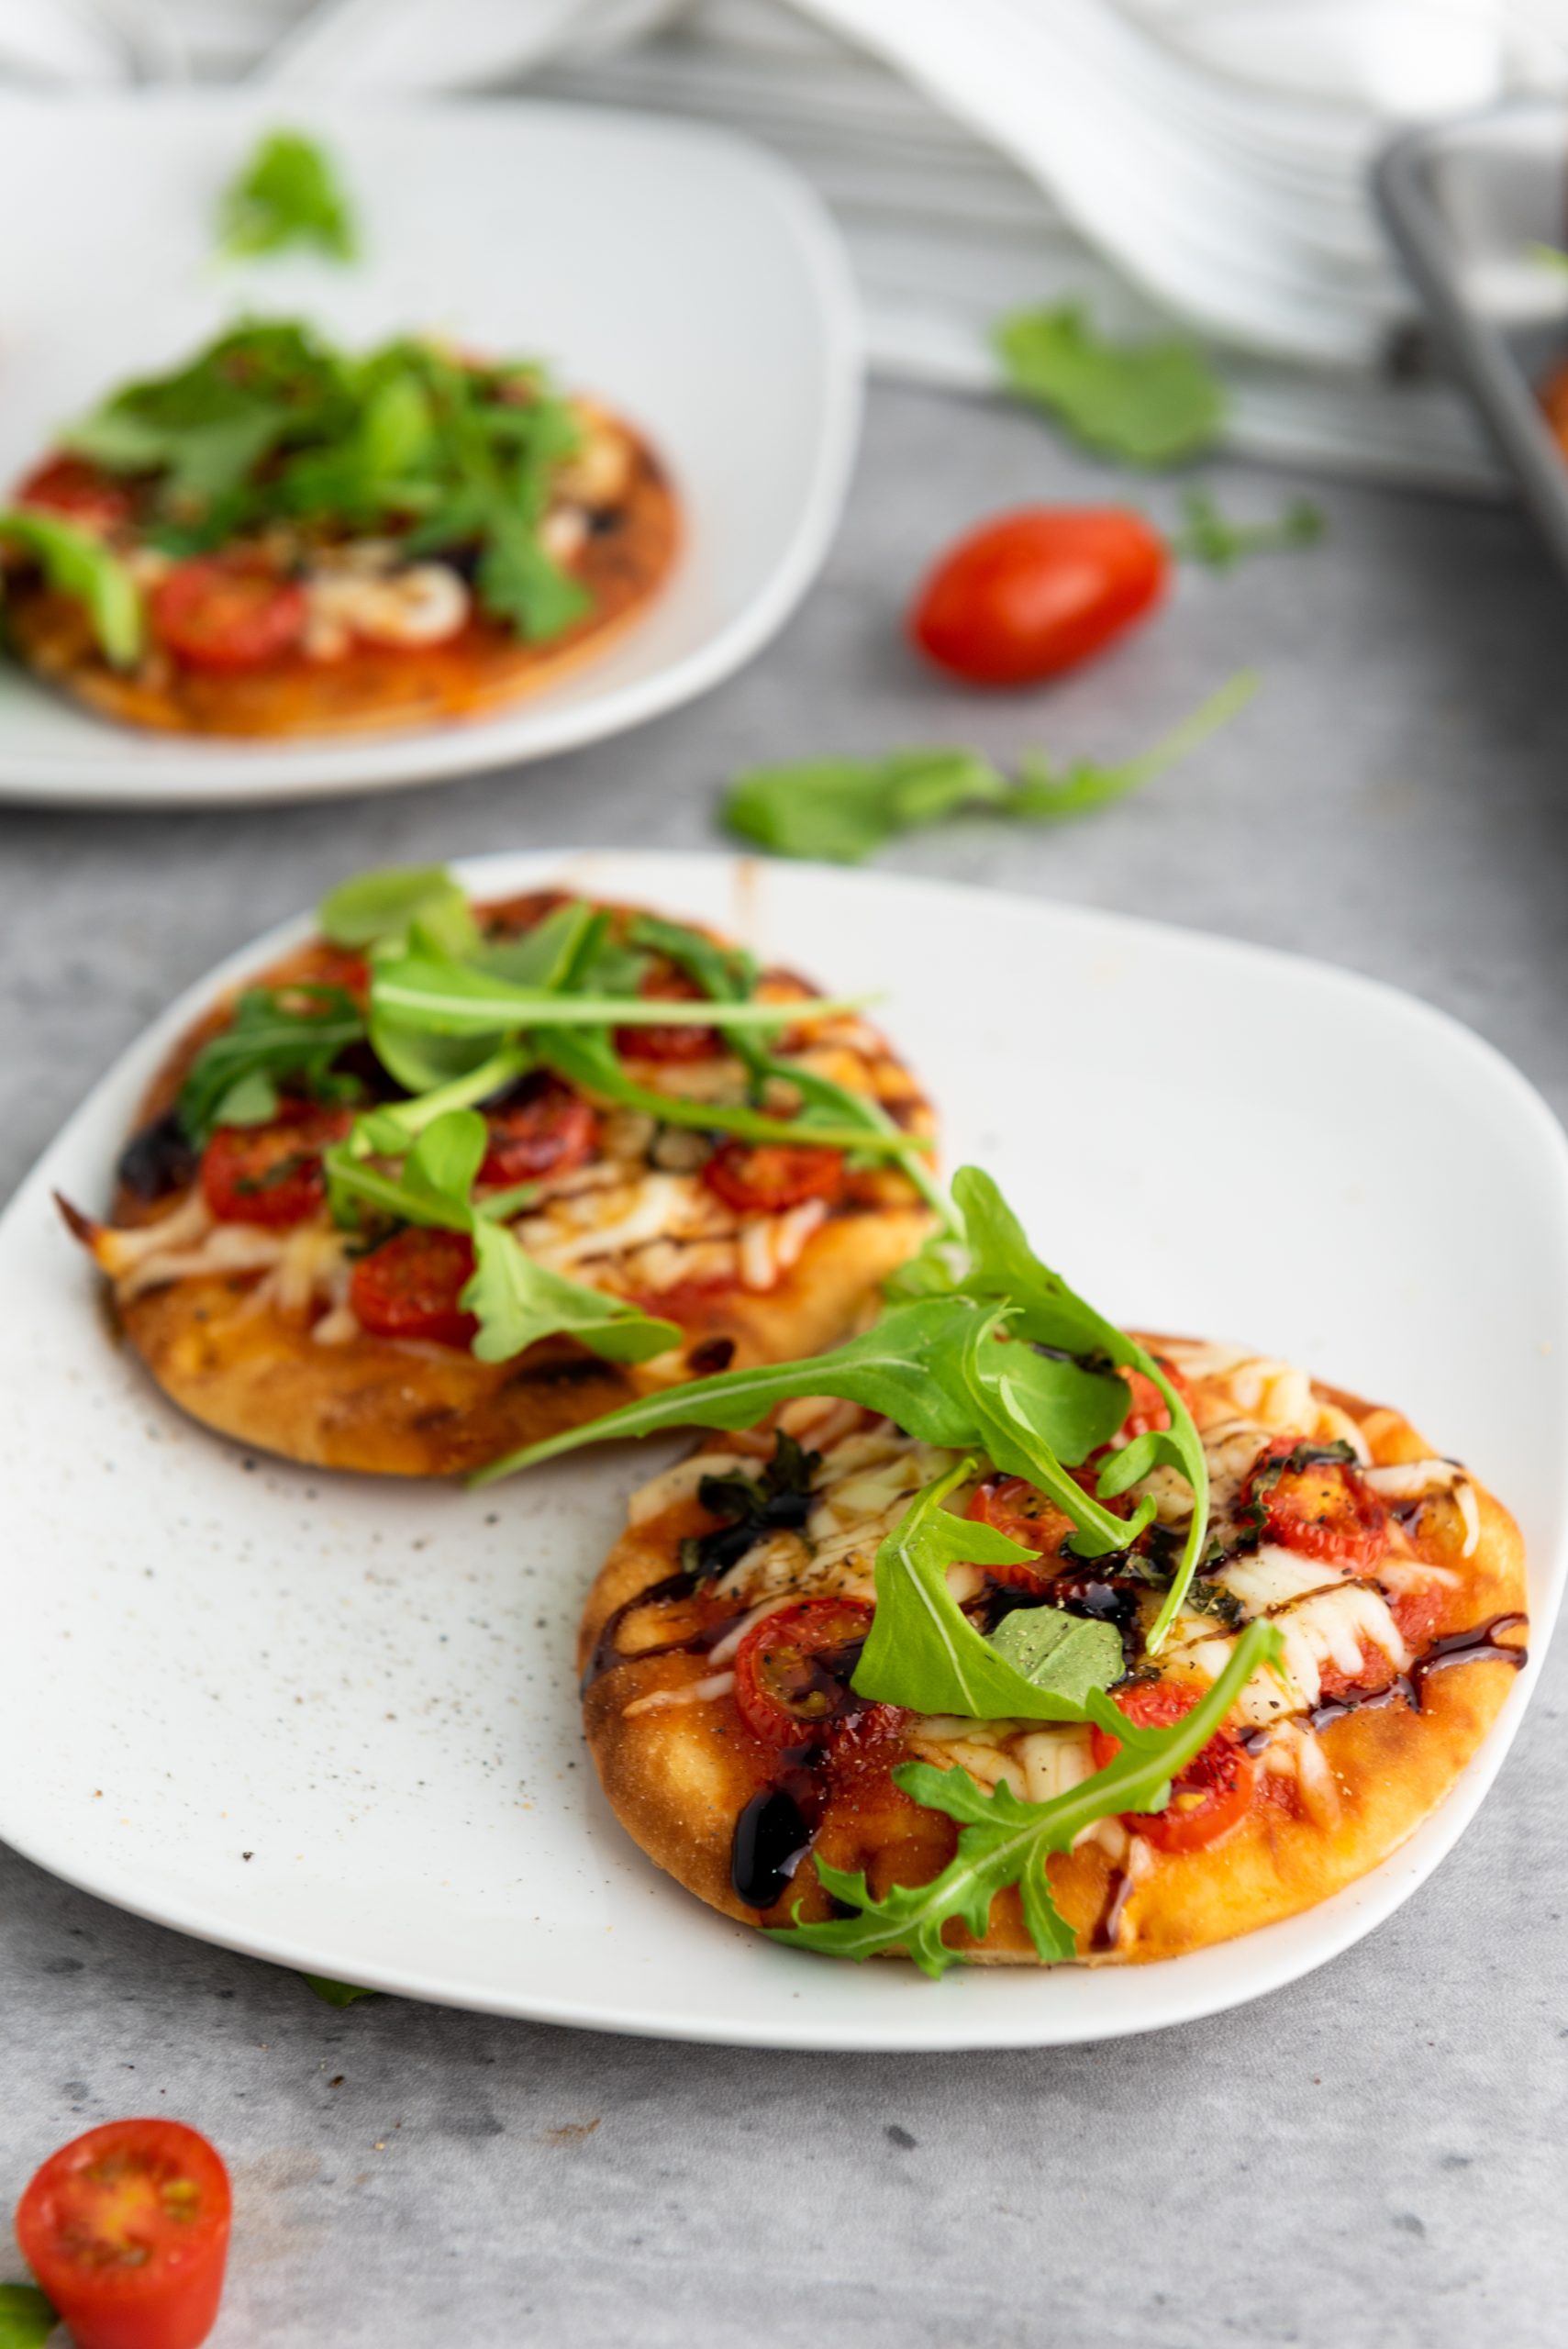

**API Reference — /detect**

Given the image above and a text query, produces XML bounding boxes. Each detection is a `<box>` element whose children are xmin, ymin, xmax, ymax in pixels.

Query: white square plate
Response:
<box><xmin>0</xmin><ymin>95</ymin><xmax>861</xmax><ymax>807</ymax></box>
<box><xmin>2</xmin><ymin>852</ymin><xmax>1563</xmax><ymax>2049</ymax></box>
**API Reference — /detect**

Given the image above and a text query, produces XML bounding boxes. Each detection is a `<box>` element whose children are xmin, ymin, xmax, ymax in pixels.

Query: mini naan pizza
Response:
<box><xmin>544</xmin><ymin>1171</ymin><xmax>1529</xmax><ymax>1972</ymax></box>
<box><xmin>0</xmin><ymin>320</ymin><xmax>676</xmax><ymax>739</ymax></box>
<box><xmin>61</xmin><ymin>870</ymin><xmax>936</xmax><ymax>1477</ymax></box>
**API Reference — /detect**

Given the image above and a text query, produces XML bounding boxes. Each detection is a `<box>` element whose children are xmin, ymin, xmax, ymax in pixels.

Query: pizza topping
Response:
<box><xmin>479</xmin><ymin>1074</ymin><xmax>598</xmax><ymax>1186</ymax></box>
<box><xmin>16</xmin><ymin>453</ymin><xmax>133</xmax><ymax>534</ymax></box>
<box><xmin>347</xmin><ymin>1226</ymin><xmax>479</xmax><ymax>1348</ymax></box>
<box><xmin>702</xmin><ymin>1141</ymin><xmax>846</xmax><ymax>1216</ymax></box>
<box><xmin>200</xmin><ymin>1105</ymin><xmax>351</xmax><ymax>1227</ymax></box>
<box><xmin>305</xmin><ymin>558</ymin><xmax>471</xmax><ymax>655</ymax></box>
<box><xmin>1091</xmin><ymin>1679</ymin><xmax>1256</xmax><ymax>1854</ymax></box>
<box><xmin>150</xmin><ymin>556</ymin><xmax>309</xmax><ymax>672</ymax></box>
<box><xmin>732</xmin><ymin>1596</ymin><xmax>892</xmax><ymax>1746</ymax></box>
<box><xmin>1240</xmin><ymin>1438</ymin><xmax>1387</xmax><ymax>1572</ymax></box>
<box><xmin>965</xmin><ymin>1475</ymin><xmax>1073</xmax><ymax>1585</ymax></box>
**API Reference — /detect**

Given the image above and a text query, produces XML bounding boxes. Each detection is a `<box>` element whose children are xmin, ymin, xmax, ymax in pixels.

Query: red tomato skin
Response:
<box><xmin>349</xmin><ymin>1227</ymin><xmax>479</xmax><ymax>1348</ymax></box>
<box><xmin>909</xmin><ymin>507</ymin><xmax>1168</xmax><ymax>687</ymax></box>
<box><xmin>200</xmin><ymin>1106</ymin><xmax>350</xmax><ymax>1228</ymax></box>
<box><xmin>1091</xmin><ymin>1679</ymin><xmax>1256</xmax><ymax>1854</ymax></box>
<box><xmin>964</xmin><ymin>1475</ymin><xmax>1071</xmax><ymax>1587</ymax></box>
<box><xmin>1241</xmin><ymin>1439</ymin><xmax>1387</xmax><ymax>1574</ymax></box>
<box><xmin>702</xmin><ymin>1141</ymin><xmax>845</xmax><ymax>1217</ymax></box>
<box><xmin>613</xmin><ymin>970</ymin><xmax>723</xmax><ymax>1063</ymax></box>
<box><xmin>16</xmin><ymin>454</ymin><xmax>133</xmax><ymax>533</ymax></box>
<box><xmin>150</xmin><ymin>557</ymin><xmax>307</xmax><ymax>673</ymax></box>
<box><xmin>16</xmin><ymin>2118</ymin><xmax>231</xmax><ymax>2349</ymax></box>
<box><xmin>732</xmin><ymin>1597</ymin><xmax>877</xmax><ymax>1746</ymax></box>
<box><xmin>479</xmin><ymin>1075</ymin><xmax>598</xmax><ymax>1186</ymax></box>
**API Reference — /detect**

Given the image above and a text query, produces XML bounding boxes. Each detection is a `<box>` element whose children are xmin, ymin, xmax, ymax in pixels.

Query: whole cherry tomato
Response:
<box><xmin>1240</xmin><ymin>1438</ymin><xmax>1386</xmax><ymax>1574</ymax></box>
<box><xmin>1091</xmin><ymin>1679</ymin><xmax>1255</xmax><ymax>1854</ymax></box>
<box><xmin>909</xmin><ymin>507</ymin><xmax>1168</xmax><ymax>687</ymax></box>
<box><xmin>702</xmin><ymin>1141</ymin><xmax>845</xmax><ymax>1216</ymax></box>
<box><xmin>150</xmin><ymin>556</ymin><xmax>307</xmax><ymax>672</ymax></box>
<box><xmin>349</xmin><ymin>1227</ymin><xmax>479</xmax><ymax>1348</ymax></box>
<box><xmin>16</xmin><ymin>454</ymin><xmax>133</xmax><ymax>534</ymax></box>
<box><xmin>200</xmin><ymin>1104</ymin><xmax>350</xmax><ymax>1228</ymax></box>
<box><xmin>15</xmin><ymin>2117</ymin><xmax>231</xmax><ymax>2349</ymax></box>
<box><xmin>480</xmin><ymin>1074</ymin><xmax>598</xmax><ymax>1186</ymax></box>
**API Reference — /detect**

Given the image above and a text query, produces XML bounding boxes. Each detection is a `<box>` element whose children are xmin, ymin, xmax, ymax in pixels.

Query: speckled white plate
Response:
<box><xmin>0</xmin><ymin>94</ymin><xmax>860</xmax><ymax>807</ymax></box>
<box><xmin>2</xmin><ymin>851</ymin><xmax>1564</xmax><ymax>2049</ymax></box>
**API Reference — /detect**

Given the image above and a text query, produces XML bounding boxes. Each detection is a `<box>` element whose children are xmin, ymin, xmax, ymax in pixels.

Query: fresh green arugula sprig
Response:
<box><xmin>0</xmin><ymin>507</ymin><xmax>143</xmax><ymax>666</ymax></box>
<box><xmin>1175</xmin><ymin>489</ymin><xmax>1324</xmax><ymax>572</ymax></box>
<box><xmin>301</xmin><ymin>1973</ymin><xmax>379</xmax><ymax>2007</ymax></box>
<box><xmin>775</xmin><ymin>1620</ymin><xmax>1280</xmax><ymax>1976</ymax></box>
<box><xmin>0</xmin><ymin>2283</ymin><xmax>57</xmax><ymax>2349</ymax></box>
<box><xmin>324</xmin><ymin>1107</ymin><xmax>682</xmax><ymax>1366</ymax></box>
<box><xmin>722</xmin><ymin>673</ymin><xmax>1256</xmax><ymax>865</ymax></box>
<box><xmin>177</xmin><ymin>984</ymin><xmax>367</xmax><ymax>1145</ymax></box>
<box><xmin>61</xmin><ymin>319</ymin><xmax>589</xmax><ymax>640</ymax></box>
<box><xmin>995</xmin><ymin>301</ymin><xmax>1226</xmax><ymax>467</ymax></box>
<box><xmin>219</xmin><ymin>128</ymin><xmax>358</xmax><ymax>262</ymax></box>
<box><xmin>472</xmin><ymin>1166</ymin><xmax>1209</xmax><ymax>1653</ymax></box>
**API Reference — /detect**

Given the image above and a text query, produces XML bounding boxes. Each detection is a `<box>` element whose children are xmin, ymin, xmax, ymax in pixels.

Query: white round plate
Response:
<box><xmin>0</xmin><ymin>95</ymin><xmax>861</xmax><ymax>807</ymax></box>
<box><xmin>2</xmin><ymin>852</ymin><xmax>1563</xmax><ymax>2048</ymax></box>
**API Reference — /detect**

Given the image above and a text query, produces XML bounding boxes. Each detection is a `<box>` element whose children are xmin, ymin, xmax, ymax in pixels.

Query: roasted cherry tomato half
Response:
<box><xmin>199</xmin><ymin>1104</ymin><xmax>350</xmax><ymax>1229</ymax></box>
<box><xmin>348</xmin><ymin>1226</ymin><xmax>479</xmax><ymax>1348</ymax></box>
<box><xmin>15</xmin><ymin>2116</ymin><xmax>232</xmax><ymax>2349</ymax></box>
<box><xmin>702</xmin><ymin>1141</ymin><xmax>846</xmax><ymax>1216</ymax></box>
<box><xmin>733</xmin><ymin>1596</ymin><xmax>878</xmax><ymax>1746</ymax></box>
<box><xmin>1091</xmin><ymin>1679</ymin><xmax>1256</xmax><ymax>1854</ymax></box>
<box><xmin>150</xmin><ymin>555</ymin><xmax>307</xmax><ymax>673</ymax></box>
<box><xmin>1118</xmin><ymin>1359</ymin><xmax>1192</xmax><ymax>1441</ymax></box>
<box><xmin>479</xmin><ymin>1074</ymin><xmax>598</xmax><ymax>1187</ymax></box>
<box><xmin>964</xmin><ymin>1475</ymin><xmax>1073</xmax><ymax>1587</ymax></box>
<box><xmin>909</xmin><ymin>507</ymin><xmax>1168</xmax><ymax>687</ymax></box>
<box><xmin>613</xmin><ymin>968</ymin><xmax>722</xmax><ymax>1063</ymax></box>
<box><xmin>1241</xmin><ymin>1438</ymin><xmax>1386</xmax><ymax>1574</ymax></box>
<box><xmin>16</xmin><ymin>453</ymin><xmax>133</xmax><ymax>533</ymax></box>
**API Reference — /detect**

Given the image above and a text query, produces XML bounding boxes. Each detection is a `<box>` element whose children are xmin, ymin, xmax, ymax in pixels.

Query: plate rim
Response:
<box><xmin>0</xmin><ymin>92</ymin><xmax>863</xmax><ymax>808</ymax></box>
<box><xmin>4</xmin><ymin>847</ymin><xmax>1563</xmax><ymax>2049</ymax></box>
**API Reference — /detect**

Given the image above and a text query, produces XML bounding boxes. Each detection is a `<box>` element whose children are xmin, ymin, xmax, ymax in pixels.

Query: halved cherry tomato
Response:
<box><xmin>1120</xmin><ymin>1359</ymin><xmax>1192</xmax><ymax>1440</ymax></box>
<box><xmin>150</xmin><ymin>556</ymin><xmax>307</xmax><ymax>672</ymax></box>
<box><xmin>964</xmin><ymin>1475</ymin><xmax>1073</xmax><ymax>1587</ymax></box>
<box><xmin>702</xmin><ymin>1141</ymin><xmax>845</xmax><ymax>1216</ymax></box>
<box><xmin>733</xmin><ymin>1596</ymin><xmax>880</xmax><ymax>1746</ymax></box>
<box><xmin>200</xmin><ymin>1104</ymin><xmax>350</xmax><ymax>1228</ymax></box>
<box><xmin>348</xmin><ymin>1227</ymin><xmax>478</xmax><ymax>1348</ymax></box>
<box><xmin>909</xmin><ymin>507</ymin><xmax>1168</xmax><ymax>687</ymax></box>
<box><xmin>16</xmin><ymin>453</ymin><xmax>133</xmax><ymax>533</ymax></box>
<box><xmin>16</xmin><ymin>2117</ymin><xmax>231</xmax><ymax>2349</ymax></box>
<box><xmin>614</xmin><ymin>968</ymin><xmax>722</xmax><ymax>1062</ymax></box>
<box><xmin>479</xmin><ymin>1074</ymin><xmax>598</xmax><ymax>1186</ymax></box>
<box><xmin>1091</xmin><ymin>1679</ymin><xmax>1256</xmax><ymax>1854</ymax></box>
<box><xmin>1241</xmin><ymin>1438</ymin><xmax>1386</xmax><ymax>1574</ymax></box>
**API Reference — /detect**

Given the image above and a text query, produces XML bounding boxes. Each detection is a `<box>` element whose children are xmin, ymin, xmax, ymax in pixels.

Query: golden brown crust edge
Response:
<box><xmin>6</xmin><ymin>429</ymin><xmax>677</xmax><ymax>740</ymax></box>
<box><xmin>576</xmin><ymin>1387</ymin><xmax>1529</xmax><ymax>1967</ymax></box>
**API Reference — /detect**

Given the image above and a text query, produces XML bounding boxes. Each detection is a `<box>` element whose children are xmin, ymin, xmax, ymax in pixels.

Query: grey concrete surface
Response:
<box><xmin>3</xmin><ymin>383</ymin><xmax>1567</xmax><ymax>2347</ymax></box>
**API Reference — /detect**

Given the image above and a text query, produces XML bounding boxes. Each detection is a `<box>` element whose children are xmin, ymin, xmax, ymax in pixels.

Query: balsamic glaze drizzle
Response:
<box><xmin>115</xmin><ymin>1109</ymin><xmax>196</xmax><ymax>1203</ymax></box>
<box><xmin>580</xmin><ymin>1571</ymin><xmax>703</xmax><ymax>1695</ymax></box>
<box><xmin>731</xmin><ymin>1751</ymin><xmax>827</xmax><ymax>1910</ymax></box>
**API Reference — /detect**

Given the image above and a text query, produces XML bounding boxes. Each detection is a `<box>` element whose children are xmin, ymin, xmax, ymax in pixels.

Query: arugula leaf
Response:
<box><xmin>1174</xmin><ymin>489</ymin><xmax>1324</xmax><ymax>572</ymax></box>
<box><xmin>0</xmin><ymin>2284</ymin><xmax>58</xmax><ymax>2348</ymax></box>
<box><xmin>471</xmin><ymin>1294</ymin><xmax>1001</xmax><ymax>1484</ymax></box>
<box><xmin>0</xmin><ymin>508</ymin><xmax>143</xmax><ymax>666</ymax></box>
<box><xmin>852</xmin><ymin>1459</ymin><xmax>1121</xmax><ymax>1720</ymax></box>
<box><xmin>463</xmin><ymin>1218</ymin><xmax>680</xmax><ymax>1365</ymax></box>
<box><xmin>995</xmin><ymin>301</ymin><xmax>1225</xmax><ymax>466</ymax></box>
<box><xmin>774</xmin><ymin>1620</ymin><xmax>1280</xmax><ymax>1975</ymax></box>
<box><xmin>317</xmin><ymin>863</ymin><xmax>469</xmax><ymax>950</ymax></box>
<box><xmin>368</xmin><ymin>948</ymin><xmax>868</xmax><ymax>1040</ymax></box>
<box><xmin>987</xmin><ymin>1604</ymin><xmax>1123</xmax><ymax>1704</ymax></box>
<box><xmin>177</xmin><ymin>985</ymin><xmax>366</xmax><ymax>1145</ymax></box>
<box><xmin>219</xmin><ymin>128</ymin><xmax>358</xmax><ymax>262</ymax></box>
<box><xmin>301</xmin><ymin>1974</ymin><xmax>379</xmax><ymax>2007</ymax></box>
<box><xmin>478</xmin><ymin>511</ymin><xmax>592</xmax><ymax>641</ymax></box>
<box><xmin>721</xmin><ymin>676</ymin><xmax>1256</xmax><ymax>864</ymax></box>
<box><xmin>625</xmin><ymin>912</ymin><xmax>759</xmax><ymax>1007</ymax></box>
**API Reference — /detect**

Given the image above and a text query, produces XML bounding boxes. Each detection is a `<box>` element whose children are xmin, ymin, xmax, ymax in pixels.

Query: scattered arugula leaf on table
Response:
<box><xmin>301</xmin><ymin>1974</ymin><xmax>380</xmax><ymax>2008</ymax></box>
<box><xmin>0</xmin><ymin>2283</ymin><xmax>58</xmax><ymax>2348</ymax></box>
<box><xmin>0</xmin><ymin>509</ymin><xmax>143</xmax><ymax>666</ymax></box>
<box><xmin>219</xmin><ymin>128</ymin><xmax>358</xmax><ymax>262</ymax></box>
<box><xmin>775</xmin><ymin>1620</ymin><xmax>1281</xmax><ymax>1975</ymax></box>
<box><xmin>722</xmin><ymin>672</ymin><xmax>1256</xmax><ymax>864</ymax></box>
<box><xmin>1174</xmin><ymin>489</ymin><xmax>1323</xmax><ymax>571</ymax></box>
<box><xmin>995</xmin><ymin>300</ymin><xmax>1226</xmax><ymax>466</ymax></box>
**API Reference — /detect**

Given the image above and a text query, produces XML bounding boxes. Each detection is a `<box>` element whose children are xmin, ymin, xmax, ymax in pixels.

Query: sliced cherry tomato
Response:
<box><xmin>964</xmin><ymin>1475</ymin><xmax>1073</xmax><ymax>1587</ymax></box>
<box><xmin>199</xmin><ymin>1104</ymin><xmax>350</xmax><ymax>1228</ymax></box>
<box><xmin>16</xmin><ymin>453</ymin><xmax>133</xmax><ymax>533</ymax></box>
<box><xmin>733</xmin><ymin>1596</ymin><xmax>879</xmax><ymax>1746</ymax></box>
<box><xmin>348</xmin><ymin>1227</ymin><xmax>478</xmax><ymax>1348</ymax></box>
<box><xmin>479</xmin><ymin>1074</ymin><xmax>598</xmax><ymax>1186</ymax></box>
<box><xmin>909</xmin><ymin>507</ymin><xmax>1168</xmax><ymax>687</ymax></box>
<box><xmin>150</xmin><ymin>556</ymin><xmax>307</xmax><ymax>673</ymax></box>
<box><xmin>702</xmin><ymin>1141</ymin><xmax>845</xmax><ymax>1216</ymax></box>
<box><xmin>1241</xmin><ymin>1438</ymin><xmax>1386</xmax><ymax>1574</ymax></box>
<box><xmin>1091</xmin><ymin>1679</ymin><xmax>1256</xmax><ymax>1854</ymax></box>
<box><xmin>613</xmin><ymin>968</ymin><xmax>722</xmax><ymax>1063</ymax></box>
<box><xmin>15</xmin><ymin>2117</ymin><xmax>231</xmax><ymax>2349</ymax></box>
<box><xmin>1120</xmin><ymin>1358</ymin><xmax>1192</xmax><ymax>1440</ymax></box>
